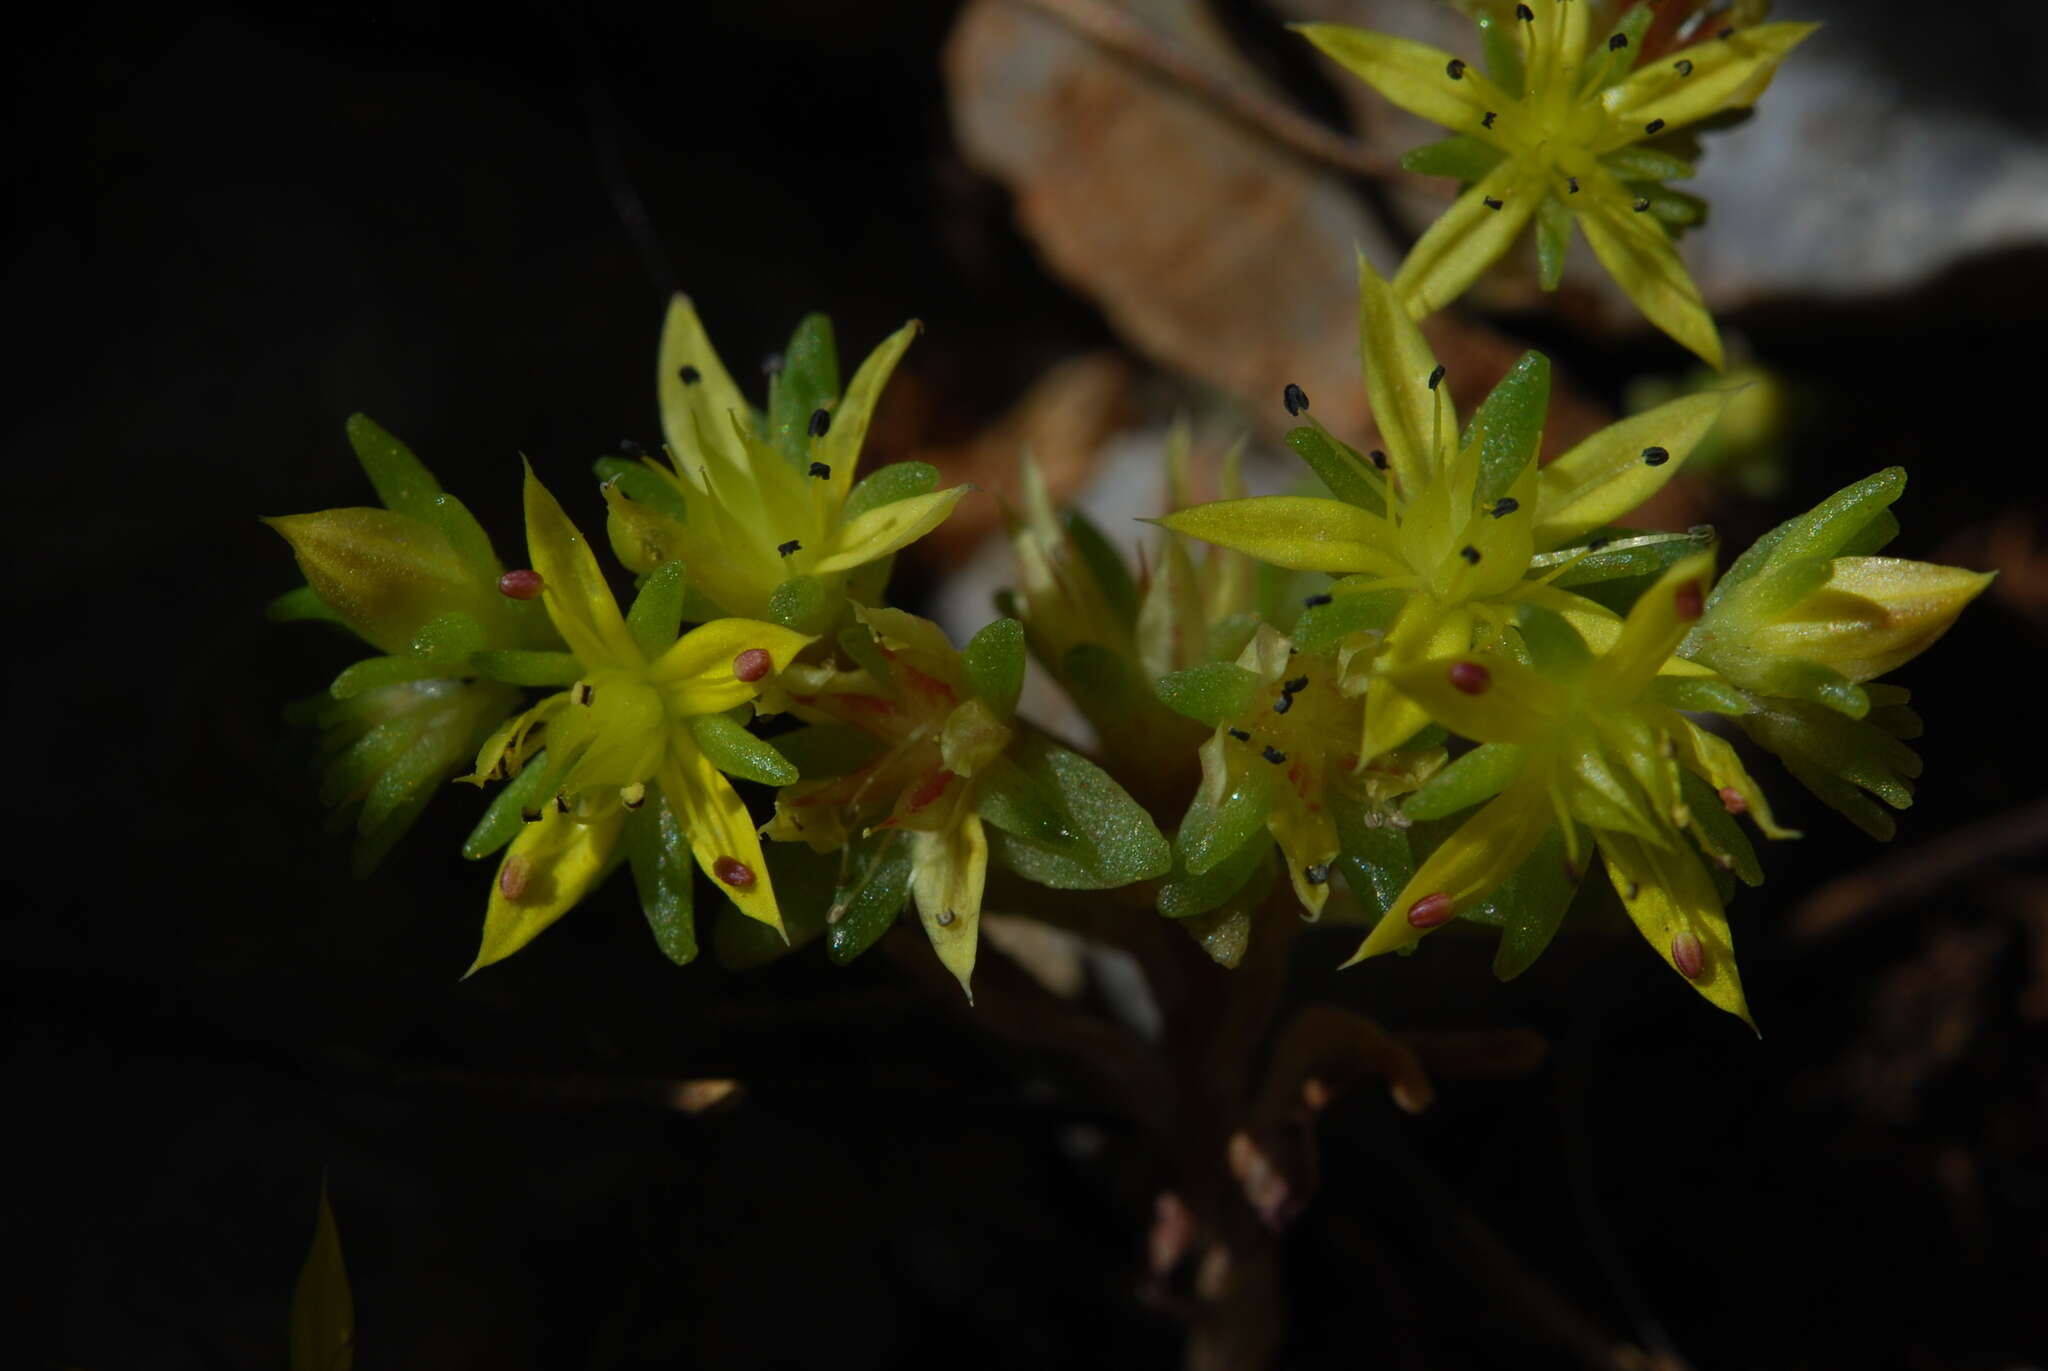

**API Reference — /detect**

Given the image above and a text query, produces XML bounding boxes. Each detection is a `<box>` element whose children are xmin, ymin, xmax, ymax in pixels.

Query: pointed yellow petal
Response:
<box><xmin>661</xmin><ymin>747</ymin><xmax>783</xmax><ymax>933</ymax></box>
<box><xmin>265</xmin><ymin>508</ymin><xmax>492</xmax><ymax>656</ymax></box>
<box><xmin>1748</xmin><ymin>558</ymin><xmax>1995</xmax><ymax>683</ymax></box>
<box><xmin>523</xmin><ymin>464</ymin><xmax>639</xmax><ymax>666</ymax></box>
<box><xmin>1271</xmin><ymin>795</ymin><xmax>1340</xmax><ymax>919</ymax></box>
<box><xmin>289</xmin><ymin>1185</ymin><xmax>353</xmax><ymax>1371</ymax></box>
<box><xmin>1360</xmin><ymin>598</ymin><xmax>1472</xmax><ymax>759</ymax></box>
<box><xmin>600</xmin><ymin>477</ymin><xmax>690</xmax><ymax>578</ymax></box>
<box><xmin>1155</xmin><ymin>497</ymin><xmax>1408</xmax><ymax>576</ymax></box>
<box><xmin>646</xmin><ymin>618</ymin><xmax>814</xmax><ymax>714</ymax></box>
<box><xmin>657</xmin><ymin>294</ymin><xmax>752</xmax><ymax>488</ymax></box>
<box><xmin>1574</xmin><ymin>173</ymin><xmax>1723</xmax><ymax>367</ymax></box>
<box><xmin>910</xmin><ymin>810</ymin><xmax>987</xmax><ymax>1001</ymax></box>
<box><xmin>1534</xmin><ymin>387</ymin><xmax>1734</xmax><ymax>547</ymax></box>
<box><xmin>1297</xmin><ymin>23</ymin><xmax>1509</xmax><ymax>134</ymax></box>
<box><xmin>1357</xmin><ymin>252</ymin><xmax>1451</xmax><ymax>485</ymax></box>
<box><xmin>814</xmin><ymin>485</ymin><xmax>968</xmax><ymax>575</ymax></box>
<box><xmin>818</xmin><ymin>320</ymin><xmax>920</xmax><ymax>505</ymax></box>
<box><xmin>470</xmin><ymin>804</ymin><xmax>625</xmax><ymax>974</ymax></box>
<box><xmin>1381</xmin><ymin>650</ymin><xmax>1566</xmax><ymax>747</ymax></box>
<box><xmin>1343</xmin><ymin>775</ymin><xmax>1552</xmax><ymax>964</ymax></box>
<box><xmin>1594</xmin><ymin>552</ymin><xmax>1715</xmax><ymax>696</ymax></box>
<box><xmin>1597</xmin><ymin>829</ymin><xmax>1754</xmax><ymax>1028</ymax></box>
<box><xmin>1601</xmin><ymin>23</ymin><xmax>1818</xmax><ymax>143</ymax></box>
<box><xmin>1394</xmin><ymin>164</ymin><xmax>1542</xmax><ymax>320</ymax></box>
<box><xmin>1672</xmin><ymin>716</ymin><xmax>1797</xmax><ymax>841</ymax></box>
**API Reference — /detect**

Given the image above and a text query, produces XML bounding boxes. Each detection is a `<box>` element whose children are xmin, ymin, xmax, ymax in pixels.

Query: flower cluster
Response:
<box><xmin>269</xmin><ymin>6</ymin><xmax>1991</xmax><ymax>1023</ymax></box>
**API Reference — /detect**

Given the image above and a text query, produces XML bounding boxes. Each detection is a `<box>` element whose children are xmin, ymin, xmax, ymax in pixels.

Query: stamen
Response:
<box><xmin>1633</xmin><ymin>196</ymin><xmax>1652</xmax><ymax>212</ymax></box>
<box><xmin>1304</xmin><ymin>864</ymin><xmax>1331</xmax><ymax>886</ymax></box>
<box><xmin>577</xmin><ymin>683</ymin><xmax>595</xmax><ymax>705</ymax></box>
<box><xmin>1460</xmin><ymin>545</ymin><xmax>1482</xmax><ymax>564</ymax></box>
<box><xmin>1718</xmin><ymin>787</ymin><xmax>1747</xmax><ymax>816</ymax></box>
<box><xmin>1515</xmin><ymin>3</ymin><xmax>1533</xmax><ymax>19</ymax></box>
<box><xmin>1406</xmin><ymin>892</ymin><xmax>1455</xmax><ymax>928</ymax></box>
<box><xmin>1227</xmin><ymin>727</ymin><xmax>1252</xmax><ymax>741</ymax></box>
<box><xmin>935</xmin><ymin>908</ymin><xmax>956</xmax><ymax>927</ymax></box>
<box><xmin>1674</xmin><ymin>580</ymin><xmax>1705</xmax><ymax>621</ymax></box>
<box><xmin>678</xmin><ymin>364</ymin><xmax>701</xmax><ymax>385</ymax></box>
<box><xmin>498</xmin><ymin>569</ymin><xmax>545</xmax><ymax>600</ymax></box>
<box><xmin>1427</xmin><ymin>364</ymin><xmax>1446</xmax><ymax>391</ymax></box>
<box><xmin>1273</xmin><ymin>694</ymin><xmax>1293</xmax><ymax>715</ymax></box>
<box><xmin>619</xmin><ymin>438</ymin><xmax>645</xmax><ymax>458</ymax></box>
<box><xmin>1369</xmin><ymin>449</ymin><xmax>1389</xmax><ymax>470</ymax></box>
<box><xmin>1483</xmin><ymin>196</ymin><xmax>1504</xmax><ymax>211</ymax></box>
<box><xmin>1567</xmin><ymin>175</ymin><xmax>1581</xmax><ymax>194</ymax></box>
<box><xmin>1642</xmin><ymin>445</ymin><xmax>1670</xmax><ymax>466</ymax></box>
<box><xmin>620</xmin><ymin>782</ymin><xmax>647</xmax><ymax>810</ymax></box>
<box><xmin>1645</xmin><ymin>118</ymin><xmax>1666</xmax><ymax>134</ymax></box>
<box><xmin>1283</xmin><ymin>675</ymin><xmax>1308</xmax><ymax>695</ymax></box>
<box><xmin>1303</xmin><ymin>593</ymin><xmax>1334</xmax><ymax>608</ymax></box>
<box><xmin>1446</xmin><ymin>57</ymin><xmax>1466</xmax><ymax>79</ymax></box>
<box><xmin>553</xmin><ymin>794</ymin><xmax>570</xmax><ymax>814</ymax></box>
<box><xmin>1262</xmin><ymin>745</ymin><xmax>1287</xmax><ymax>765</ymax></box>
<box><xmin>732</xmin><ymin>648</ymin><xmax>773</xmax><ymax>683</ymax></box>
<box><xmin>520</xmin><ymin>807</ymin><xmax>542</xmax><ymax>824</ymax></box>
<box><xmin>808</xmin><ymin>461</ymin><xmax>831</xmax><ymax>479</ymax></box>
<box><xmin>1718</xmin><ymin>26</ymin><xmax>1735</xmax><ymax>40</ymax></box>
<box><xmin>1491</xmin><ymin>497</ymin><xmax>1519</xmax><ymax>517</ymax></box>
<box><xmin>762</xmin><ymin>352</ymin><xmax>784</xmax><ymax>376</ymax></box>
<box><xmin>1608</xmin><ymin>33</ymin><xmax>1628</xmax><ymax>50</ymax></box>
<box><xmin>1482</xmin><ymin>111</ymin><xmax>1497</xmax><ymax>129</ymax></box>
<box><xmin>1671</xmin><ymin>930</ymin><xmax>1706</xmax><ymax>980</ymax></box>
<box><xmin>1675</xmin><ymin>58</ymin><xmax>1694</xmax><ymax>76</ymax></box>
<box><xmin>498</xmin><ymin>856</ymin><xmax>531</xmax><ymax>901</ymax></box>
<box><xmin>777</xmin><ymin>539</ymin><xmax>802</xmax><ymax>557</ymax></box>
<box><xmin>1283</xmin><ymin>382</ymin><xmax>1310</xmax><ymax>416</ymax></box>
<box><xmin>1626</xmin><ymin>880</ymin><xmax>1641</xmax><ymax>900</ymax></box>
<box><xmin>808</xmin><ymin>408</ymin><xmax>832</xmax><ymax>438</ymax></box>
<box><xmin>1447</xmin><ymin>661</ymin><xmax>1491</xmax><ymax>694</ymax></box>
<box><xmin>713</xmin><ymin>856</ymin><xmax>757</xmax><ymax>890</ymax></box>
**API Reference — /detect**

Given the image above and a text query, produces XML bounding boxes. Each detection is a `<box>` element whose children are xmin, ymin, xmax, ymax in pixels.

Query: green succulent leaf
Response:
<box><xmin>626</xmin><ymin>790</ymin><xmax>699</xmax><ymax>965</ymax></box>
<box><xmin>686</xmin><ymin>713</ymin><xmax>798</xmax><ymax>787</ymax></box>
<box><xmin>826</xmin><ymin>831</ymin><xmax>915</xmax><ymax>965</ymax></box>
<box><xmin>843</xmin><ymin>460</ymin><xmax>940</xmax><ymax>523</ymax></box>
<box><xmin>767</xmin><ymin>313</ymin><xmax>841</xmax><ymax>465</ymax></box>
<box><xmin>963</xmin><ymin>617</ymin><xmax>1026</xmax><ymax>718</ymax></box>
<box><xmin>981</xmin><ymin>734</ymin><xmax>1170</xmax><ymax>888</ymax></box>
<box><xmin>1154</xmin><ymin>663</ymin><xmax>1264</xmax><ymax>727</ymax></box>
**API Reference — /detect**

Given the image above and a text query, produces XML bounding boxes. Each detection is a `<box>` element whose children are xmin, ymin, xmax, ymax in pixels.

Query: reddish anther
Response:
<box><xmin>498</xmin><ymin>856</ymin><xmax>532</xmax><ymax>901</ymax></box>
<box><xmin>1718</xmin><ymin>786</ymin><xmax>1748</xmax><ymax>815</ymax></box>
<box><xmin>1671</xmin><ymin>930</ymin><xmax>1707</xmax><ymax>980</ymax></box>
<box><xmin>1447</xmin><ymin>661</ymin><xmax>1491</xmax><ymax>695</ymax></box>
<box><xmin>1407</xmin><ymin>892</ymin><xmax>1455</xmax><ymax>928</ymax></box>
<box><xmin>732</xmin><ymin>648</ymin><xmax>773</xmax><ymax>683</ymax></box>
<box><xmin>498</xmin><ymin>569</ymin><xmax>545</xmax><ymax>600</ymax></box>
<box><xmin>713</xmin><ymin>856</ymin><xmax>757</xmax><ymax>890</ymax></box>
<box><xmin>1674</xmin><ymin>581</ymin><xmax>1705</xmax><ymax>621</ymax></box>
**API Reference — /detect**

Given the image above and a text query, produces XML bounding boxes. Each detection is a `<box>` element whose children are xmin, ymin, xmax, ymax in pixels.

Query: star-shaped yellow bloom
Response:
<box><xmin>1300</xmin><ymin>3</ymin><xmax>1816</xmax><ymax>365</ymax></box>
<box><xmin>1345</xmin><ymin>551</ymin><xmax>1790</xmax><ymax>1026</ymax></box>
<box><xmin>464</xmin><ymin>466</ymin><xmax>811</xmax><ymax>973</ymax></box>
<box><xmin>603</xmin><ymin>297</ymin><xmax>967</xmax><ymax>624</ymax></box>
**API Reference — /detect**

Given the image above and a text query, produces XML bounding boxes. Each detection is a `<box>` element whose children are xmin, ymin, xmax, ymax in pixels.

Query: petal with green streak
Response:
<box><xmin>523</xmin><ymin>465</ymin><xmax>639</xmax><ymax>666</ymax></box>
<box><xmin>1748</xmin><ymin>558</ymin><xmax>1993</xmax><ymax>684</ymax></box>
<box><xmin>647</xmin><ymin>618</ymin><xmax>814</xmax><ymax>714</ymax></box>
<box><xmin>626</xmin><ymin>560</ymin><xmax>690</xmax><ymax>661</ymax></box>
<box><xmin>1381</xmin><ymin>650</ymin><xmax>1564</xmax><ymax>747</ymax></box>
<box><xmin>1155</xmin><ymin>497</ymin><xmax>1406</xmax><ymax>576</ymax></box>
<box><xmin>1393</xmin><ymin>162</ymin><xmax>1541</xmax><ymax>319</ymax></box>
<box><xmin>265</xmin><ymin>509</ymin><xmax>490</xmax><ymax>657</ymax></box>
<box><xmin>657</xmin><ymin>294</ymin><xmax>752</xmax><ymax>486</ymax></box>
<box><xmin>1573</xmin><ymin>172</ymin><xmax>1723</xmax><ymax>367</ymax></box>
<box><xmin>1592</xmin><ymin>551</ymin><xmax>1715</xmax><ymax>696</ymax></box>
<box><xmin>1343</xmin><ymin>775</ymin><xmax>1554</xmax><ymax>964</ymax></box>
<box><xmin>814</xmin><ymin>485</ymin><xmax>967</xmax><ymax>575</ymax></box>
<box><xmin>1402</xmin><ymin>741</ymin><xmax>1524</xmax><ymax>820</ymax></box>
<box><xmin>910</xmin><ymin>811</ymin><xmax>986</xmax><ymax>1001</ymax></box>
<box><xmin>1600</xmin><ymin>23</ymin><xmax>1818</xmax><ymax>144</ymax></box>
<box><xmin>818</xmin><ymin>320</ymin><xmax>920</xmax><ymax>505</ymax></box>
<box><xmin>1356</xmin><ymin>251</ymin><xmax>1451</xmax><ymax>485</ymax></box>
<box><xmin>1296</xmin><ymin>23</ymin><xmax>1508</xmax><ymax>133</ymax></box>
<box><xmin>1535</xmin><ymin>388</ymin><xmax>1733</xmax><ymax>546</ymax></box>
<box><xmin>469</xmin><ymin>804</ymin><xmax>625</xmax><ymax>974</ymax></box>
<box><xmin>1596</xmin><ymin>829</ymin><xmax>1754</xmax><ymax>1028</ymax></box>
<box><xmin>660</xmin><ymin>747</ymin><xmax>783</xmax><ymax>933</ymax></box>
<box><xmin>686</xmin><ymin>712</ymin><xmax>798</xmax><ymax>786</ymax></box>
<box><xmin>625</xmin><ymin>792</ymin><xmax>699</xmax><ymax>966</ymax></box>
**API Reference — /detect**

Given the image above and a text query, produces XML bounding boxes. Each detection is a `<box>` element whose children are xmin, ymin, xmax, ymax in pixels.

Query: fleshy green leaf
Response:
<box><xmin>1461</xmin><ymin>350</ymin><xmax>1550</xmax><ymax>505</ymax></box>
<box><xmin>1064</xmin><ymin>509</ymin><xmax>1140</xmax><ymax>628</ymax></box>
<box><xmin>1535</xmin><ymin>195</ymin><xmax>1573</xmax><ymax>291</ymax></box>
<box><xmin>826</xmin><ymin>831</ymin><xmax>914</xmax><ymax>964</ymax></box>
<box><xmin>963</xmin><ymin>617</ymin><xmax>1026</xmax><ymax>718</ymax></box>
<box><xmin>841</xmin><ymin>460</ymin><xmax>940</xmax><ymax>522</ymax></box>
<box><xmin>1402</xmin><ymin>742</ymin><xmax>1523</xmax><ymax>820</ymax></box>
<box><xmin>981</xmin><ymin>734</ymin><xmax>1170</xmax><ymax>888</ymax></box>
<box><xmin>686</xmin><ymin>713</ymin><xmax>798</xmax><ymax>786</ymax></box>
<box><xmin>1286</xmin><ymin>425</ymin><xmax>1387</xmax><ymax>514</ymax></box>
<box><xmin>1329</xmin><ymin>783</ymin><xmax>1411</xmax><ymax>918</ymax></box>
<box><xmin>1401</xmin><ymin>133</ymin><xmax>1508</xmax><ymax>182</ymax></box>
<box><xmin>1158</xmin><ymin>824</ymin><xmax>1269</xmax><ymax>919</ymax></box>
<box><xmin>767</xmin><ymin>574</ymin><xmax>832</xmax><ymax>634</ymax></box>
<box><xmin>767</xmin><ymin>313</ymin><xmax>841</xmax><ymax>465</ymax></box>
<box><xmin>470</xmin><ymin>649</ymin><xmax>583</xmax><ymax>687</ymax></box>
<box><xmin>329</xmin><ymin>654</ymin><xmax>444</xmax><ymax>700</ymax></box>
<box><xmin>1478</xmin><ymin>827</ymin><xmax>1581</xmax><ymax>981</ymax></box>
<box><xmin>1154</xmin><ymin>663</ymin><xmax>1264</xmax><ymax>727</ymax></box>
<box><xmin>1293</xmin><ymin>585</ymin><xmax>1405</xmax><ymax>653</ymax></box>
<box><xmin>626</xmin><ymin>791</ymin><xmax>699</xmax><ymax>965</ymax></box>
<box><xmin>1600</xmin><ymin>145</ymin><xmax>1696</xmax><ymax>181</ymax></box>
<box><xmin>346</xmin><ymin>412</ymin><xmax>440</xmax><ymax>521</ymax></box>
<box><xmin>595</xmin><ymin>455</ymin><xmax>689</xmax><ymax>521</ymax></box>
<box><xmin>626</xmin><ymin>561</ymin><xmax>690</xmax><ymax>660</ymax></box>
<box><xmin>463</xmin><ymin>750</ymin><xmax>557</xmax><ymax>860</ymax></box>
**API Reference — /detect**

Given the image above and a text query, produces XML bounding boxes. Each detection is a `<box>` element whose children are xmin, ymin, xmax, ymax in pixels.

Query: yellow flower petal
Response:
<box><xmin>1534</xmin><ymin>388</ymin><xmax>1734</xmax><ymax>547</ymax></box>
<box><xmin>656</xmin><ymin>294</ymin><xmax>753</xmax><ymax>491</ymax></box>
<box><xmin>1343</xmin><ymin>774</ymin><xmax>1553</xmax><ymax>964</ymax></box>
<box><xmin>469</xmin><ymin>803</ymin><xmax>626</xmax><ymax>975</ymax></box>
<box><xmin>1573</xmin><ymin>172</ymin><xmax>1723</xmax><ymax>367</ymax></box>
<box><xmin>1393</xmin><ymin>163</ymin><xmax>1542</xmax><ymax>320</ymax></box>
<box><xmin>814</xmin><ymin>484</ymin><xmax>969</xmax><ymax>576</ymax></box>
<box><xmin>1360</xmin><ymin>598</ymin><xmax>1473</xmax><ymax>759</ymax></box>
<box><xmin>1154</xmin><ymin>497</ymin><xmax>1407</xmax><ymax>576</ymax></box>
<box><xmin>1600</xmin><ymin>23</ymin><xmax>1818</xmax><ymax>145</ymax></box>
<box><xmin>1597</xmin><ymin>829</ymin><xmax>1755</xmax><ymax>1029</ymax></box>
<box><xmin>646</xmin><ymin>618</ymin><xmax>815</xmax><ymax>715</ymax></box>
<box><xmin>523</xmin><ymin>464</ymin><xmax>639</xmax><ymax>667</ymax></box>
<box><xmin>1672</xmin><ymin>716</ymin><xmax>1797</xmax><ymax>841</ymax></box>
<box><xmin>1748</xmin><ymin>558</ymin><xmax>1994</xmax><ymax>683</ymax></box>
<box><xmin>817</xmin><ymin>320</ymin><xmax>920</xmax><ymax>505</ymax></box>
<box><xmin>1357</xmin><ymin>251</ymin><xmax>1453</xmax><ymax>486</ymax></box>
<box><xmin>264</xmin><ymin>508</ymin><xmax>495</xmax><ymax>657</ymax></box>
<box><xmin>1380</xmin><ymin>650</ymin><xmax>1566</xmax><ymax>747</ymax></box>
<box><xmin>910</xmin><ymin>810</ymin><xmax>987</xmax><ymax>1002</ymax></box>
<box><xmin>660</xmin><ymin>746</ymin><xmax>783</xmax><ymax>933</ymax></box>
<box><xmin>1593</xmin><ymin>552</ymin><xmax>1715</xmax><ymax>697</ymax></box>
<box><xmin>1296</xmin><ymin>23</ymin><xmax>1509</xmax><ymax>134</ymax></box>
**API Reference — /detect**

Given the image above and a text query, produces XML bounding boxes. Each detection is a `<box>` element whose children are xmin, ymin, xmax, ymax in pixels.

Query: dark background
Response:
<box><xmin>7</xmin><ymin>1</ymin><xmax>2045</xmax><ymax>1367</ymax></box>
